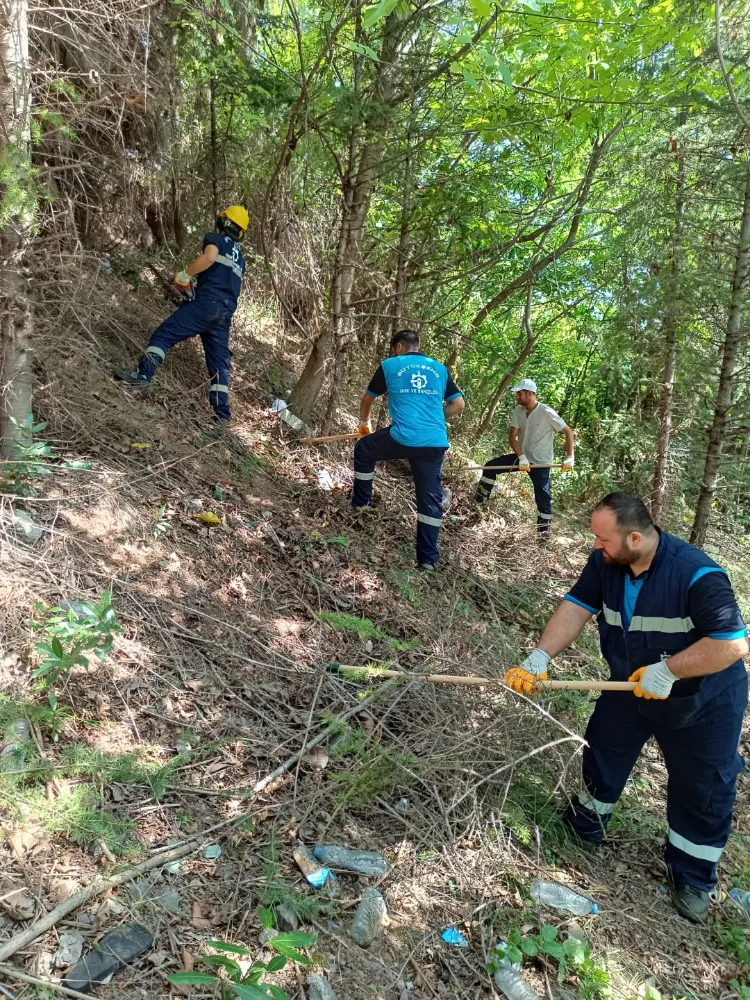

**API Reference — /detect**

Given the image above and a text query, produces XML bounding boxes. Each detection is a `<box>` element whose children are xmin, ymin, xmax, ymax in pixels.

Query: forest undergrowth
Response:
<box><xmin>1</xmin><ymin>268</ymin><xmax>750</xmax><ymax>1000</ymax></box>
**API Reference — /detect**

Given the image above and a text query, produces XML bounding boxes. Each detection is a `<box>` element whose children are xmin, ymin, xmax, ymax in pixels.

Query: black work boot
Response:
<box><xmin>673</xmin><ymin>883</ymin><xmax>711</xmax><ymax>924</ymax></box>
<box><xmin>113</xmin><ymin>367</ymin><xmax>151</xmax><ymax>386</ymax></box>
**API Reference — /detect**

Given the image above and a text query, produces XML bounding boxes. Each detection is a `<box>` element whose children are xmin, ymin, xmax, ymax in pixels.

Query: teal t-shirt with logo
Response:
<box><xmin>365</xmin><ymin>353</ymin><xmax>462</xmax><ymax>448</ymax></box>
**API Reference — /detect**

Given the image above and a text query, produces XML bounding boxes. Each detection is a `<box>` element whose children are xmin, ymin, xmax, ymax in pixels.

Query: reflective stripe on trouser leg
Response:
<box><xmin>537</xmin><ymin>511</ymin><xmax>553</xmax><ymax>535</ymax></box>
<box><xmin>139</xmin><ymin>300</ymin><xmax>213</xmax><ymax>380</ymax></box>
<box><xmin>410</xmin><ymin>450</ymin><xmax>446</xmax><ymax>566</ymax></box>
<box><xmin>352</xmin><ymin>429</ymin><xmax>404</xmax><ymax>507</ymax></box>
<box><xmin>202</xmin><ymin>322</ymin><xmax>232</xmax><ymax>421</ymax></box>
<box><xmin>139</xmin><ymin>345</ymin><xmax>165</xmax><ymax>380</ymax></box>
<box><xmin>474</xmin><ymin>453</ymin><xmax>516</xmax><ymax>503</ymax></box>
<box><xmin>658</xmin><ymin>690</ymin><xmax>745</xmax><ymax>891</ymax></box>
<box><xmin>563</xmin><ymin>692</ymin><xmax>651</xmax><ymax>844</ymax></box>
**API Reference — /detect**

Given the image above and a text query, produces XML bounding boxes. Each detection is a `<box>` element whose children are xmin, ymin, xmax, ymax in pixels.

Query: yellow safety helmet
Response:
<box><xmin>219</xmin><ymin>205</ymin><xmax>249</xmax><ymax>233</ymax></box>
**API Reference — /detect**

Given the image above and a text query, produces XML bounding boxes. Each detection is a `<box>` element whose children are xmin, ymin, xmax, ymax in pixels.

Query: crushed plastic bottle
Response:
<box><xmin>350</xmin><ymin>887</ymin><xmax>387</xmax><ymax>947</ymax></box>
<box><xmin>493</xmin><ymin>967</ymin><xmax>542</xmax><ymax>1000</ymax></box>
<box><xmin>313</xmin><ymin>845</ymin><xmax>388</xmax><ymax>877</ymax></box>
<box><xmin>529</xmin><ymin>879</ymin><xmax>598</xmax><ymax>916</ymax></box>
<box><xmin>0</xmin><ymin>719</ymin><xmax>30</xmax><ymax>773</ymax></box>
<box><xmin>293</xmin><ymin>845</ymin><xmax>337</xmax><ymax>892</ymax></box>
<box><xmin>729</xmin><ymin>888</ymin><xmax>750</xmax><ymax>913</ymax></box>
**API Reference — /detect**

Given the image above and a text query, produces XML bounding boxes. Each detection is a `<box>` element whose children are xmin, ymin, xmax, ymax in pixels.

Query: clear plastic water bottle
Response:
<box><xmin>529</xmin><ymin>879</ymin><xmax>598</xmax><ymax>916</ymax></box>
<box><xmin>0</xmin><ymin>719</ymin><xmax>30</xmax><ymax>773</ymax></box>
<box><xmin>350</xmin><ymin>887</ymin><xmax>387</xmax><ymax>947</ymax></box>
<box><xmin>729</xmin><ymin>889</ymin><xmax>750</xmax><ymax>912</ymax></box>
<box><xmin>493</xmin><ymin>968</ymin><xmax>541</xmax><ymax>1000</ymax></box>
<box><xmin>293</xmin><ymin>845</ymin><xmax>337</xmax><ymax>892</ymax></box>
<box><xmin>314</xmin><ymin>846</ymin><xmax>388</xmax><ymax>877</ymax></box>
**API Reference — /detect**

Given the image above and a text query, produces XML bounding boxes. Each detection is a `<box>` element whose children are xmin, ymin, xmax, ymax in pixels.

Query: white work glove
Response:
<box><xmin>174</xmin><ymin>269</ymin><xmax>193</xmax><ymax>290</ymax></box>
<box><xmin>357</xmin><ymin>421</ymin><xmax>372</xmax><ymax>439</ymax></box>
<box><xmin>629</xmin><ymin>659</ymin><xmax>678</xmax><ymax>700</ymax></box>
<box><xmin>505</xmin><ymin>648</ymin><xmax>550</xmax><ymax>695</ymax></box>
<box><xmin>562</xmin><ymin>455</ymin><xmax>574</xmax><ymax>472</ymax></box>
<box><xmin>517</xmin><ymin>453</ymin><xmax>531</xmax><ymax>472</ymax></box>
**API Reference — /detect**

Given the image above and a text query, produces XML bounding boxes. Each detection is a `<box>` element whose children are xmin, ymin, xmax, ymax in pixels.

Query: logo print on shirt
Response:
<box><xmin>410</xmin><ymin>372</ymin><xmax>428</xmax><ymax>390</ymax></box>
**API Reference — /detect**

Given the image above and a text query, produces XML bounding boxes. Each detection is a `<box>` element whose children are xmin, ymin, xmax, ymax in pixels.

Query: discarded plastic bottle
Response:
<box><xmin>314</xmin><ymin>846</ymin><xmax>388</xmax><ymax>877</ymax></box>
<box><xmin>350</xmin><ymin>887</ymin><xmax>387</xmax><ymax>947</ymax></box>
<box><xmin>293</xmin><ymin>845</ymin><xmax>337</xmax><ymax>893</ymax></box>
<box><xmin>0</xmin><ymin>719</ymin><xmax>30</xmax><ymax>774</ymax></box>
<box><xmin>729</xmin><ymin>888</ymin><xmax>750</xmax><ymax>912</ymax></box>
<box><xmin>493</xmin><ymin>967</ymin><xmax>542</xmax><ymax>1000</ymax></box>
<box><xmin>529</xmin><ymin>879</ymin><xmax>598</xmax><ymax>916</ymax></box>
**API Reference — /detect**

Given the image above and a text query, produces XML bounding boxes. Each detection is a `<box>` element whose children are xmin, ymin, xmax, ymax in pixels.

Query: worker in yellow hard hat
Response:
<box><xmin>114</xmin><ymin>205</ymin><xmax>249</xmax><ymax>424</ymax></box>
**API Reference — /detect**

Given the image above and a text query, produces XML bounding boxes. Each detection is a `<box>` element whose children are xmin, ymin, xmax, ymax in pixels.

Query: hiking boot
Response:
<box><xmin>673</xmin><ymin>883</ymin><xmax>711</xmax><ymax>924</ymax></box>
<box><xmin>113</xmin><ymin>367</ymin><xmax>151</xmax><ymax>386</ymax></box>
<box><xmin>417</xmin><ymin>563</ymin><xmax>436</xmax><ymax>573</ymax></box>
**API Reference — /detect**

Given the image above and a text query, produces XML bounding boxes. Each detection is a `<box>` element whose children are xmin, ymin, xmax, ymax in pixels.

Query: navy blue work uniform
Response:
<box><xmin>563</xmin><ymin>530</ymin><xmax>748</xmax><ymax>891</ymax></box>
<box><xmin>353</xmin><ymin>353</ymin><xmax>463</xmax><ymax>566</ymax></box>
<box><xmin>138</xmin><ymin>232</ymin><xmax>245</xmax><ymax>420</ymax></box>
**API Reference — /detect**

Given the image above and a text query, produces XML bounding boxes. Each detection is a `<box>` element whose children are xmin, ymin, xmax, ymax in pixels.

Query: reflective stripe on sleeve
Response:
<box><xmin>354</xmin><ymin>471</ymin><xmax>375</xmax><ymax>480</ymax></box>
<box><xmin>417</xmin><ymin>513</ymin><xmax>442</xmax><ymax>528</ymax></box>
<box><xmin>215</xmin><ymin>254</ymin><xmax>244</xmax><ymax>279</ymax></box>
<box><xmin>602</xmin><ymin>604</ymin><xmax>623</xmax><ymax>627</ymax></box>
<box><xmin>146</xmin><ymin>346</ymin><xmax>166</xmax><ymax>360</ymax></box>
<box><xmin>667</xmin><ymin>827</ymin><xmax>724</xmax><ymax>862</ymax></box>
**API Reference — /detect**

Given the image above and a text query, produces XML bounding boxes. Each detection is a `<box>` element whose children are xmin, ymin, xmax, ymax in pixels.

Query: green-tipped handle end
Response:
<box><xmin>327</xmin><ymin>663</ymin><xmax>341</xmax><ymax>674</ymax></box>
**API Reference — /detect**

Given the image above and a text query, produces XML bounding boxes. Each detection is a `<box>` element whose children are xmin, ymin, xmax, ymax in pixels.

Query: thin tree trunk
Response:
<box><xmin>209</xmin><ymin>74</ymin><xmax>218</xmax><ymax>216</ymax></box>
<box><xmin>690</xmin><ymin>167</ymin><xmax>750</xmax><ymax>546</ymax></box>
<box><xmin>476</xmin><ymin>288</ymin><xmax>535</xmax><ymax>439</ymax></box>
<box><xmin>391</xmin><ymin>95</ymin><xmax>416</xmax><ymax>335</ymax></box>
<box><xmin>0</xmin><ymin>0</ymin><xmax>33</xmax><ymax>457</ymax></box>
<box><xmin>650</xmin><ymin>152</ymin><xmax>686</xmax><ymax>523</ymax></box>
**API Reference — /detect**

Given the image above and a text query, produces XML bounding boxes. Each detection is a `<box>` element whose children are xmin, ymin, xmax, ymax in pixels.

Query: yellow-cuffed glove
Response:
<box><xmin>504</xmin><ymin>648</ymin><xmax>550</xmax><ymax>695</ymax></box>
<box><xmin>517</xmin><ymin>453</ymin><xmax>531</xmax><ymax>472</ymax></box>
<box><xmin>561</xmin><ymin>455</ymin><xmax>575</xmax><ymax>472</ymax></box>
<box><xmin>358</xmin><ymin>422</ymin><xmax>372</xmax><ymax>439</ymax></box>
<box><xmin>629</xmin><ymin>660</ymin><xmax>677</xmax><ymax>700</ymax></box>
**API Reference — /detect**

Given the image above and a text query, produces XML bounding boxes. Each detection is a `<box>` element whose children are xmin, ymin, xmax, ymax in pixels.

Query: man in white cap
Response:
<box><xmin>474</xmin><ymin>378</ymin><xmax>574</xmax><ymax>539</ymax></box>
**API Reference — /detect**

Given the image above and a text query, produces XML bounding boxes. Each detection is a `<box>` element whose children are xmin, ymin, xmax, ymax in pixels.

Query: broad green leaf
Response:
<box><xmin>232</xmin><ymin>985</ymin><xmax>271</xmax><ymax>1000</ymax></box>
<box><xmin>462</xmin><ymin>67</ymin><xmax>480</xmax><ymax>91</ymax></box>
<box><xmin>470</xmin><ymin>0</ymin><xmax>492</xmax><ymax>16</ymax></box>
<box><xmin>540</xmin><ymin>925</ymin><xmax>558</xmax><ymax>943</ymax></box>
<box><xmin>497</xmin><ymin>60</ymin><xmax>512</xmax><ymax>86</ymax></box>
<box><xmin>206</xmin><ymin>940</ymin><xmax>254</xmax><ymax>956</ymax></box>
<box><xmin>266</xmin><ymin>955</ymin><xmax>287</xmax><ymax>972</ymax></box>
<box><xmin>362</xmin><ymin>0</ymin><xmax>399</xmax><ymax>30</ymax></box>
<box><xmin>200</xmin><ymin>955</ymin><xmax>242</xmax><ymax>976</ymax></box>
<box><xmin>521</xmin><ymin>938</ymin><xmax>539</xmax><ymax>956</ymax></box>
<box><xmin>258</xmin><ymin>905</ymin><xmax>274</xmax><ymax>930</ymax></box>
<box><xmin>167</xmin><ymin>973</ymin><xmax>218</xmax><ymax>985</ymax></box>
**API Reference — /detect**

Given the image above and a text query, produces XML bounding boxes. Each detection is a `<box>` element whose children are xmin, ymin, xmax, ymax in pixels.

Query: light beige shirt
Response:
<box><xmin>511</xmin><ymin>402</ymin><xmax>567</xmax><ymax>465</ymax></box>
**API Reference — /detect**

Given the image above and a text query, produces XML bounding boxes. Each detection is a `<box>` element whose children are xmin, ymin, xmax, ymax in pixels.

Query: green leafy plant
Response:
<box><xmin>167</xmin><ymin>927</ymin><xmax>316</xmax><ymax>1000</ymax></box>
<box><xmin>489</xmin><ymin>925</ymin><xmax>610</xmax><ymax>996</ymax></box>
<box><xmin>316</xmin><ymin>611</ymin><xmax>418</xmax><ymax>651</ymax></box>
<box><xmin>730</xmin><ymin>980</ymin><xmax>750</xmax><ymax>999</ymax></box>
<box><xmin>28</xmin><ymin>590</ymin><xmax>122</xmax><ymax>687</ymax></box>
<box><xmin>34</xmin><ymin>691</ymin><xmax>73</xmax><ymax>742</ymax></box>
<box><xmin>0</xmin><ymin>415</ymin><xmax>57</xmax><ymax>496</ymax></box>
<box><xmin>715</xmin><ymin>922</ymin><xmax>750</xmax><ymax>966</ymax></box>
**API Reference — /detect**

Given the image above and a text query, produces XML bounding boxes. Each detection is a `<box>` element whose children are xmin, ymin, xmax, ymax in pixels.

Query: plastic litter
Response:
<box><xmin>1</xmin><ymin>719</ymin><xmax>31</xmax><ymax>773</ymax></box>
<box><xmin>350</xmin><ymin>887</ymin><xmax>387</xmax><ymax>947</ymax></box>
<box><xmin>313</xmin><ymin>845</ymin><xmax>388</xmax><ymax>877</ymax></box>
<box><xmin>492</xmin><ymin>940</ymin><xmax>521</xmax><ymax>970</ymax></box>
<box><xmin>53</xmin><ymin>931</ymin><xmax>85</xmax><ymax>969</ymax></box>
<box><xmin>441</xmin><ymin>927</ymin><xmax>468</xmax><ymax>947</ymax></box>
<box><xmin>269</xmin><ymin>399</ymin><xmax>288</xmax><ymax>413</ymax></box>
<box><xmin>529</xmin><ymin>879</ymin><xmax>598</xmax><ymax>916</ymax></box>
<box><xmin>62</xmin><ymin>924</ymin><xmax>153</xmax><ymax>993</ymax></box>
<box><xmin>729</xmin><ymin>888</ymin><xmax>750</xmax><ymax>912</ymax></box>
<box><xmin>294</xmin><ymin>845</ymin><xmax>337</xmax><ymax>892</ymax></box>
<box><xmin>307</xmin><ymin>972</ymin><xmax>339</xmax><ymax>1000</ymax></box>
<box><xmin>316</xmin><ymin>470</ymin><xmax>335</xmax><ymax>491</ymax></box>
<box><xmin>203</xmin><ymin>844</ymin><xmax>222</xmax><ymax>860</ymax></box>
<box><xmin>493</xmin><ymin>967</ymin><xmax>542</xmax><ymax>1000</ymax></box>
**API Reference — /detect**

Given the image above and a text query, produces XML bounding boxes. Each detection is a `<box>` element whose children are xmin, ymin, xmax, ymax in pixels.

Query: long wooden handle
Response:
<box><xmin>463</xmin><ymin>463</ymin><xmax>566</xmax><ymax>472</ymax></box>
<box><xmin>328</xmin><ymin>664</ymin><xmax>635</xmax><ymax>692</ymax></box>
<box><xmin>298</xmin><ymin>433</ymin><xmax>359</xmax><ymax>444</ymax></box>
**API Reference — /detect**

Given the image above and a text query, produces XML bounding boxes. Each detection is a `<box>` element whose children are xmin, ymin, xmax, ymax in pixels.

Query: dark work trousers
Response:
<box><xmin>353</xmin><ymin>428</ymin><xmax>446</xmax><ymax>566</ymax></box>
<box><xmin>474</xmin><ymin>453</ymin><xmax>552</xmax><ymax>536</ymax></box>
<box><xmin>138</xmin><ymin>297</ymin><xmax>233</xmax><ymax>420</ymax></box>
<box><xmin>564</xmin><ymin>689</ymin><xmax>746</xmax><ymax>891</ymax></box>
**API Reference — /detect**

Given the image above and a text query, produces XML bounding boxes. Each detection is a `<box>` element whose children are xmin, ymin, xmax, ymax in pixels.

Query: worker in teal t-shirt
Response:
<box><xmin>353</xmin><ymin>329</ymin><xmax>464</xmax><ymax>569</ymax></box>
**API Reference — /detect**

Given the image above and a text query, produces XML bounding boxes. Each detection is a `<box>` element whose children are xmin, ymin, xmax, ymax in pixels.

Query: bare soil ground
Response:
<box><xmin>1</xmin><ymin>262</ymin><xmax>748</xmax><ymax>1000</ymax></box>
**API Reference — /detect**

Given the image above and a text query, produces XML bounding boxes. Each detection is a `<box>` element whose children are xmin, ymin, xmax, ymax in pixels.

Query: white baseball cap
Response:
<box><xmin>511</xmin><ymin>378</ymin><xmax>537</xmax><ymax>393</ymax></box>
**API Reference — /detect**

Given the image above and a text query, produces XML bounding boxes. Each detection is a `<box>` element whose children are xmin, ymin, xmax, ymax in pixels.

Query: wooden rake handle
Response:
<box><xmin>463</xmin><ymin>463</ymin><xmax>566</xmax><ymax>472</ymax></box>
<box><xmin>298</xmin><ymin>433</ymin><xmax>359</xmax><ymax>444</ymax></box>
<box><xmin>327</xmin><ymin>664</ymin><xmax>635</xmax><ymax>692</ymax></box>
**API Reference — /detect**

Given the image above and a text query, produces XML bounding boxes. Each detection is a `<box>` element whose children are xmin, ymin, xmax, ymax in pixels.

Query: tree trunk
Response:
<box><xmin>690</xmin><ymin>167</ymin><xmax>750</xmax><ymax>546</ymax></box>
<box><xmin>209</xmin><ymin>74</ymin><xmax>218</xmax><ymax>216</ymax></box>
<box><xmin>476</xmin><ymin>288</ymin><xmax>535</xmax><ymax>439</ymax></box>
<box><xmin>650</xmin><ymin>152</ymin><xmax>686</xmax><ymax>523</ymax></box>
<box><xmin>0</xmin><ymin>0</ymin><xmax>33</xmax><ymax>458</ymax></box>
<box><xmin>290</xmin><ymin>12</ymin><xmax>403</xmax><ymax>428</ymax></box>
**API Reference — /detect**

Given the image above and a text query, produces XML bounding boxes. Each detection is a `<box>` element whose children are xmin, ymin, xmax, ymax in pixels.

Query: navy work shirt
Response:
<box><xmin>365</xmin><ymin>353</ymin><xmax>462</xmax><ymax>449</ymax></box>
<box><xmin>566</xmin><ymin>530</ymin><xmax>747</xmax><ymax>724</ymax></box>
<box><xmin>195</xmin><ymin>232</ymin><xmax>246</xmax><ymax>313</ymax></box>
